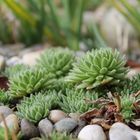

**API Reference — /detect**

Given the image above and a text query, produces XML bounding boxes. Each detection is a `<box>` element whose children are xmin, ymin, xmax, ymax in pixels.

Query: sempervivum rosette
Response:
<box><xmin>66</xmin><ymin>48</ymin><xmax>128</xmax><ymax>89</ymax></box>
<box><xmin>8</xmin><ymin>68</ymin><xmax>55</xmax><ymax>98</ymax></box>
<box><xmin>17</xmin><ymin>91</ymin><xmax>59</xmax><ymax>123</ymax></box>
<box><xmin>36</xmin><ymin>47</ymin><xmax>75</xmax><ymax>78</ymax></box>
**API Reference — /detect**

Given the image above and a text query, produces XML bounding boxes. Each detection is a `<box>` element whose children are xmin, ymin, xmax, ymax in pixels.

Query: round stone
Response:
<box><xmin>21</xmin><ymin>119</ymin><xmax>39</xmax><ymax>139</ymax></box>
<box><xmin>0</xmin><ymin>114</ymin><xmax>19</xmax><ymax>134</ymax></box>
<box><xmin>54</xmin><ymin>118</ymin><xmax>78</xmax><ymax>133</ymax></box>
<box><xmin>78</xmin><ymin>125</ymin><xmax>107</xmax><ymax>140</ymax></box>
<box><xmin>38</xmin><ymin>118</ymin><xmax>53</xmax><ymax>137</ymax></box>
<box><xmin>49</xmin><ymin>110</ymin><xmax>67</xmax><ymax>123</ymax></box>
<box><xmin>0</xmin><ymin>106</ymin><xmax>13</xmax><ymax>122</ymax></box>
<box><xmin>109</xmin><ymin>122</ymin><xmax>138</xmax><ymax>140</ymax></box>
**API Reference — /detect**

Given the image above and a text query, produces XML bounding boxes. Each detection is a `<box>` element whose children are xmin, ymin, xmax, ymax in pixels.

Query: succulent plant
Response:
<box><xmin>4</xmin><ymin>64</ymin><xmax>29</xmax><ymax>79</ymax></box>
<box><xmin>0</xmin><ymin>89</ymin><xmax>10</xmax><ymax>104</ymax></box>
<box><xmin>116</xmin><ymin>74</ymin><xmax>140</xmax><ymax>95</ymax></box>
<box><xmin>120</xmin><ymin>94</ymin><xmax>135</xmax><ymax>122</ymax></box>
<box><xmin>8</xmin><ymin>68</ymin><xmax>55</xmax><ymax>98</ymax></box>
<box><xmin>45</xmin><ymin>132</ymin><xmax>78</xmax><ymax>140</ymax></box>
<box><xmin>49</xmin><ymin>78</ymin><xmax>73</xmax><ymax>92</ymax></box>
<box><xmin>36</xmin><ymin>48</ymin><xmax>75</xmax><ymax>78</ymax></box>
<box><xmin>59</xmin><ymin>88</ymin><xmax>99</xmax><ymax>113</ymax></box>
<box><xmin>66</xmin><ymin>48</ymin><xmax>128</xmax><ymax>89</ymax></box>
<box><xmin>17</xmin><ymin>91</ymin><xmax>60</xmax><ymax>123</ymax></box>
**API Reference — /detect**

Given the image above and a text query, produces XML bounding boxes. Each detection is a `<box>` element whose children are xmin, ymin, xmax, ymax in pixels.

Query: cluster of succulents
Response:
<box><xmin>117</xmin><ymin>74</ymin><xmax>140</xmax><ymax>95</ymax></box>
<box><xmin>8</xmin><ymin>68</ymin><xmax>55</xmax><ymax>98</ymax></box>
<box><xmin>45</xmin><ymin>132</ymin><xmax>78</xmax><ymax>140</ymax></box>
<box><xmin>1</xmin><ymin>47</ymin><xmax>139</xmax><ymax>139</ymax></box>
<box><xmin>0</xmin><ymin>89</ymin><xmax>10</xmax><ymax>104</ymax></box>
<box><xmin>120</xmin><ymin>94</ymin><xmax>136</xmax><ymax>122</ymax></box>
<box><xmin>36</xmin><ymin>48</ymin><xmax>75</xmax><ymax>78</ymax></box>
<box><xmin>59</xmin><ymin>88</ymin><xmax>100</xmax><ymax>113</ymax></box>
<box><xmin>4</xmin><ymin>64</ymin><xmax>29</xmax><ymax>79</ymax></box>
<box><xmin>17</xmin><ymin>91</ymin><xmax>60</xmax><ymax>123</ymax></box>
<box><xmin>66</xmin><ymin>48</ymin><xmax>128</xmax><ymax>89</ymax></box>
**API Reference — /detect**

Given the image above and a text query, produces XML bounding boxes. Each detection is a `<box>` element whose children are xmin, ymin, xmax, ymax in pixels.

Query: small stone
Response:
<box><xmin>54</xmin><ymin>118</ymin><xmax>78</xmax><ymax>133</ymax></box>
<box><xmin>109</xmin><ymin>122</ymin><xmax>138</xmax><ymax>140</ymax></box>
<box><xmin>0</xmin><ymin>55</ymin><xmax>5</xmax><ymax>70</ymax></box>
<box><xmin>38</xmin><ymin>118</ymin><xmax>53</xmax><ymax>137</ymax></box>
<box><xmin>22</xmin><ymin>51</ymin><xmax>42</xmax><ymax>66</ymax></box>
<box><xmin>72</xmin><ymin>120</ymin><xmax>86</xmax><ymax>137</ymax></box>
<box><xmin>69</xmin><ymin>113</ymin><xmax>80</xmax><ymax>121</ymax></box>
<box><xmin>78</xmin><ymin>125</ymin><xmax>107</xmax><ymax>140</ymax></box>
<box><xmin>127</xmin><ymin>68</ymin><xmax>140</xmax><ymax>79</ymax></box>
<box><xmin>49</xmin><ymin>110</ymin><xmax>67</xmax><ymax>123</ymax></box>
<box><xmin>0</xmin><ymin>106</ymin><xmax>13</xmax><ymax>122</ymax></box>
<box><xmin>132</xmin><ymin>119</ymin><xmax>140</xmax><ymax>127</ymax></box>
<box><xmin>6</xmin><ymin>56</ymin><xmax>22</xmax><ymax>66</ymax></box>
<box><xmin>21</xmin><ymin>119</ymin><xmax>39</xmax><ymax>139</ymax></box>
<box><xmin>0</xmin><ymin>114</ymin><xmax>19</xmax><ymax>134</ymax></box>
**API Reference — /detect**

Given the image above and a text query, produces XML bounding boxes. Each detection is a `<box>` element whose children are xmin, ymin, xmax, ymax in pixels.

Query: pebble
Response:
<box><xmin>0</xmin><ymin>55</ymin><xmax>5</xmax><ymax>70</ymax></box>
<box><xmin>38</xmin><ymin>118</ymin><xmax>53</xmax><ymax>137</ymax></box>
<box><xmin>109</xmin><ymin>122</ymin><xmax>139</xmax><ymax>140</ymax></box>
<box><xmin>0</xmin><ymin>106</ymin><xmax>13</xmax><ymax>122</ymax></box>
<box><xmin>49</xmin><ymin>110</ymin><xmax>67</xmax><ymax>123</ymax></box>
<box><xmin>22</xmin><ymin>50</ymin><xmax>42</xmax><ymax>66</ymax></box>
<box><xmin>78</xmin><ymin>125</ymin><xmax>107</xmax><ymax>140</ymax></box>
<box><xmin>72</xmin><ymin>120</ymin><xmax>86</xmax><ymax>137</ymax></box>
<box><xmin>69</xmin><ymin>113</ymin><xmax>80</xmax><ymax>121</ymax></box>
<box><xmin>6</xmin><ymin>56</ymin><xmax>22</xmax><ymax>66</ymax></box>
<box><xmin>54</xmin><ymin>118</ymin><xmax>78</xmax><ymax>133</ymax></box>
<box><xmin>21</xmin><ymin>119</ymin><xmax>39</xmax><ymax>139</ymax></box>
<box><xmin>0</xmin><ymin>114</ymin><xmax>19</xmax><ymax>134</ymax></box>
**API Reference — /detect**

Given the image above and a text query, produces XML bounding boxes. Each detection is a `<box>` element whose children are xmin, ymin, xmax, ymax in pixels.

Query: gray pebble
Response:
<box><xmin>0</xmin><ymin>106</ymin><xmax>13</xmax><ymax>122</ymax></box>
<box><xmin>38</xmin><ymin>118</ymin><xmax>53</xmax><ymax>137</ymax></box>
<box><xmin>54</xmin><ymin>118</ymin><xmax>78</xmax><ymax>133</ymax></box>
<box><xmin>109</xmin><ymin>122</ymin><xmax>138</xmax><ymax>140</ymax></box>
<box><xmin>21</xmin><ymin>119</ymin><xmax>39</xmax><ymax>139</ymax></box>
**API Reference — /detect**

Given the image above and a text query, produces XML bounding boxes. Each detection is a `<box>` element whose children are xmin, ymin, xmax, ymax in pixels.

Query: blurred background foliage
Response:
<box><xmin>0</xmin><ymin>0</ymin><xmax>104</xmax><ymax>50</ymax></box>
<box><xmin>0</xmin><ymin>0</ymin><xmax>140</xmax><ymax>53</ymax></box>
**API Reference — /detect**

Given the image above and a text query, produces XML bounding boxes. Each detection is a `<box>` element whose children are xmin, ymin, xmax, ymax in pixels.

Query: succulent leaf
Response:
<box><xmin>36</xmin><ymin>48</ymin><xmax>75</xmax><ymax>78</ymax></box>
<box><xmin>66</xmin><ymin>48</ymin><xmax>128</xmax><ymax>89</ymax></box>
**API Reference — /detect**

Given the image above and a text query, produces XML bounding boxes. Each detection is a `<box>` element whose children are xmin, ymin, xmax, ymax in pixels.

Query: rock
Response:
<box><xmin>54</xmin><ymin>118</ymin><xmax>78</xmax><ymax>133</ymax></box>
<box><xmin>0</xmin><ymin>114</ymin><xmax>19</xmax><ymax>134</ymax></box>
<box><xmin>6</xmin><ymin>56</ymin><xmax>22</xmax><ymax>66</ymax></box>
<box><xmin>69</xmin><ymin>113</ymin><xmax>80</xmax><ymax>121</ymax></box>
<box><xmin>21</xmin><ymin>50</ymin><xmax>43</xmax><ymax>66</ymax></box>
<box><xmin>109</xmin><ymin>122</ymin><xmax>138</xmax><ymax>140</ymax></box>
<box><xmin>0</xmin><ymin>106</ymin><xmax>13</xmax><ymax>122</ymax></box>
<box><xmin>132</xmin><ymin>119</ymin><xmax>140</xmax><ymax>127</ymax></box>
<box><xmin>72</xmin><ymin>120</ymin><xmax>86</xmax><ymax>137</ymax></box>
<box><xmin>21</xmin><ymin>119</ymin><xmax>39</xmax><ymax>139</ymax></box>
<box><xmin>49</xmin><ymin>110</ymin><xmax>67</xmax><ymax>123</ymax></box>
<box><xmin>0</xmin><ymin>43</ymin><xmax>24</xmax><ymax>57</ymax></box>
<box><xmin>0</xmin><ymin>55</ymin><xmax>5</xmax><ymax>70</ymax></box>
<box><xmin>78</xmin><ymin>125</ymin><xmax>107</xmax><ymax>140</ymax></box>
<box><xmin>38</xmin><ymin>118</ymin><xmax>53</xmax><ymax>137</ymax></box>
